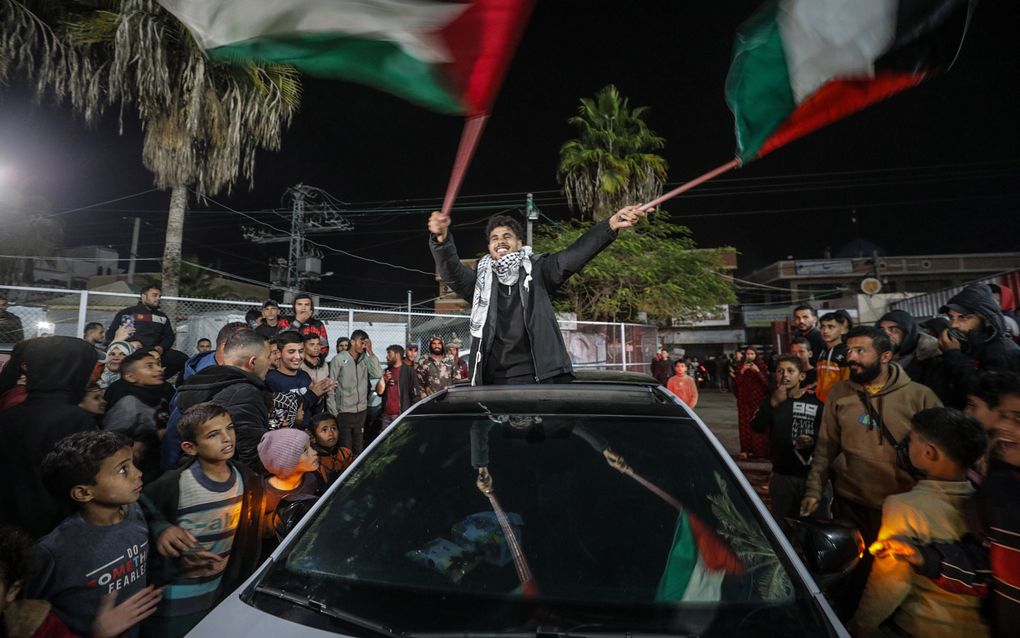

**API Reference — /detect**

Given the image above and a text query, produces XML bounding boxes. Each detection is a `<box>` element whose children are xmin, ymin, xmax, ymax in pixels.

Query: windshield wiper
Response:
<box><xmin>254</xmin><ymin>583</ymin><xmax>399</xmax><ymax>637</ymax></box>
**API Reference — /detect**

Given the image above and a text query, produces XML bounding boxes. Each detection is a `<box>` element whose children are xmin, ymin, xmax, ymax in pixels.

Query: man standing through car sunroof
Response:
<box><xmin>428</xmin><ymin>206</ymin><xmax>645</xmax><ymax>385</ymax></box>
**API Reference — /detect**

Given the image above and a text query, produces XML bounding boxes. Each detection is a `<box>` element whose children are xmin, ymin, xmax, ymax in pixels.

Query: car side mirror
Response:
<box><xmin>275</xmin><ymin>495</ymin><xmax>318</xmax><ymax>542</ymax></box>
<box><xmin>785</xmin><ymin>518</ymin><xmax>864</xmax><ymax>587</ymax></box>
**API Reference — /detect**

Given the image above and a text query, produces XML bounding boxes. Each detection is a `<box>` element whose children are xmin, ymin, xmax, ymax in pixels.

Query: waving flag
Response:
<box><xmin>158</xmin><ymin>0</ymin><xmax>532</xmax><ymax>116</ymax></box>
<box><xmin>657</xmin><ymin>511</ymin><xmax>744</xmax><ymax>602</ymax></box>
<box><xmin>725</xmin><ymin>0</ymin><xmax>976</xmax><ymax>164</ymax></box>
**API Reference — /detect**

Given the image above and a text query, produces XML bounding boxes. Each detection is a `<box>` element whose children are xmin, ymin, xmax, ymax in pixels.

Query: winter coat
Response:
<box><xmin>878</xmin><ymin>309</ymin><xmax>952</xmax><ymax>405</ymax></box>
<box><xmin>105</xmin><ymin>303</ymin><xmax>175</xmax><ymax>351</ymax></box>
<box><xmin>805</xmin><ymin>364</ymin><xmax>942</xmax><ymax>510</ymax></box>
<box><xmin>381</xmin><ymin>363</ymin><xmax>422</xmax><ymax>414</ymax></box>
<box><xmin>326</xmin><ymin>350</ymin><xmax>382</xmax><ymax>414</ymax></box>
<box><xmin>160</xmin><ymin>350</ymin><xmax>216</xmax><ymax>472</ymax></box>
<box><xmin>0</xmin><ymin>337</ymin><xmax>98</xmax><ymax>538</ymax></box>
<box><xmin>938</xmin><ymin>283</ymin><xmax>1020</xmax><ymax>403</ymax></box>
<box><xmin>430</xmin><ymin>219</ymin><xmax>618</xmax><ymax>384</ymax></box>
<box><xmin>175</xmin><ymin>365</ymin><xmax>270</xmax><ymax>474</ymax></box>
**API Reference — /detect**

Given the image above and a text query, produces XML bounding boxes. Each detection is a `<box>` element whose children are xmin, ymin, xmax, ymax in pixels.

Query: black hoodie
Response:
<box><xmin>0</xmin><ymin>337</ymin><xmax>98</xmax><ymax>538</ymax></box>
<box><xmin>175</xmin><ymin>365</ymin><xmax>270</xmax><ymax>474</ymax></box>
<box><xmin>938</xmin><ymin>284</ymin><xmax>1020</xmax><ymax>399</ymax></box>
<box><xmin>876</xmin><ymin>310</ymin><xmax>951</xmax><ymax>405</ymax></box>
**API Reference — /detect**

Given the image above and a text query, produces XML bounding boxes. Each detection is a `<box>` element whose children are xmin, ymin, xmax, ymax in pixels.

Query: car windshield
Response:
<box><xmin>252</xmin><ymin>411</ymin><xmax>830</xmax><ymax>636</ymax></box>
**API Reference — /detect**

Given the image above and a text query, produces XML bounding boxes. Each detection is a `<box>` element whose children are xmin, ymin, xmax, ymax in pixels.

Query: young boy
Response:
<box><xmin>79</xmin><ymin>382</ymin><xmax>107</xmax><ymax>427</ymax></box>
<box><xmin>874</xmin><ymin>371</ymin><xmax>1020</xmax><ymax>638</ymax></box>
<box><xmin>266</xmin><ymin>331</ymin><xmax>332</xmax><ymax>428</ymax></box>
<box><xmin>256</xmin><ymin>429</ymin><xmax>321</xmax><ymax>560</ymax></box>
<box><xmin>29</xmin><ymin>431</ymin><xmax>163</xmax><ymax>637</ymax></box>
<box><xmin>666</xmin><ymin>360</ymin><xmax>699</xmax><ymax>408</ymax></box>
<box><xmin>308</xmin><ymin>413</ymin><xmax>354</xmax><ymax>489</ymax></box>
<box><xmin>102</xmin><ymin>350</ymin><xmax>168</xmax><ymax>433</ymax></box>
<box><xmin>750</xmin><ymin>354</ymin><xmax>824</xmax><ymax>519</ymax></box>
<box><xmin>140</xmin><ymin>402</ymin><xmax>264</xmax><ymax>637</ymax></box>
<box><xmin>814</xmin><ymin>310</ymin><xmax>852</xmax><ymax>402</ymax></box>
<box><xmin>849</xmin><ymin>407</ymin><xmax>990</xmax><ymax>638</ymax></box>
<box><xmin>300</xmin><ymin>334</ymin><xmax>329</xmax><ymax>384</ymax></box>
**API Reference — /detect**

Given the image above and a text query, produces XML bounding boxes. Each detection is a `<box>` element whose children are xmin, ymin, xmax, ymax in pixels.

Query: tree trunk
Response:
<box><xmin>161</xmin><ymin>185</ymin><xmax>187</xmax><ymax>297</ymax></box>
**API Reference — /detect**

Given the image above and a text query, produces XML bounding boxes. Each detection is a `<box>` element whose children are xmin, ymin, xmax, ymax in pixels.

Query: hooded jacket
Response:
<box><xmin>877</xmin><ymin>310</ymin><xmax>951</xmax><ymax>404</ymax></box>
<box><xmin>430</xmin><ymin>219</ymin><xmax>617</xmax><ymax>384</ymax></box>
<box><xmin>175</xmin><ymin>365</ymin><xmax>270</xmax><ymax>474</ymax></box>
<box><xmin>160</xmin><ymin>350</ymin><xmax>217</xmax><ymax>472</ymax></box>
<box><xmin>0</xmin><ymin>337</ymin><xmax>98</xmax><ymax>538</ymax></box>
<box><xmin>804</xmin><ymin>364</ymin><xmax>942</xmax><ymax>510</ymax></box>
<box><xmin>938</xmin><ymin>284</ymin><xmax>1020</xmax><ymax>403</ymax></box>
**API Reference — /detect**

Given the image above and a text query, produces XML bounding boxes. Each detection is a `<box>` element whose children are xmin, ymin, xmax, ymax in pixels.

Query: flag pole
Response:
<box><xmin>440</xmin><ymin>115</ymin><xmax>489</xmax><ymax>218</ymax></box>
<box><xmin>639</xmin><ymin>157</ymin><xmax>741</xmax><ymax>211</ymax></box>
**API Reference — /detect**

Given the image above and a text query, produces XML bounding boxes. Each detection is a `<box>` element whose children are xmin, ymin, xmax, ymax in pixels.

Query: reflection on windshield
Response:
<box><xmin>267</xmin><ymin>413</ymin><xmax>804</xmax><ymax>634</ymax></box>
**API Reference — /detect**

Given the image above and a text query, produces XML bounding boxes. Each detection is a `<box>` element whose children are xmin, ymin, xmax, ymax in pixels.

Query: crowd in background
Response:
<box><xmin>0</xmin><ymin>285</ymin><xmax>470</xmax><ymax>637</ymax></box>
<box><xmin>658</xmin><ymin>283</ymin><xmax>1019</xmax><ymax>638</ymax></box>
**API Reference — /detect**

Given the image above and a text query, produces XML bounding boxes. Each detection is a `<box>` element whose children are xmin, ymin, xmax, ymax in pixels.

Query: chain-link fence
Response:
<box><xmin>0</xmin><ymin>284</ymin><xmax>658</xmax><ymax>373</ymax></box>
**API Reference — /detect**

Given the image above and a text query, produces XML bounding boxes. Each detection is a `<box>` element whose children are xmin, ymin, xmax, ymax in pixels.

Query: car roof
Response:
<box><xmin>410</xmin><ymin>377</ymin><xmax>686</xmax><ymax>418</ymax></box>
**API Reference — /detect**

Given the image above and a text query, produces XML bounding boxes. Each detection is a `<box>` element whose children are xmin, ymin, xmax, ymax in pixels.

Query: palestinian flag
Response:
<box><xmin>726</xmin><ymin>0</ymin><xmax>977</xmax><ymax>164</ymax></box>
<box><xmin>656</xmin><ymin>511</ymin><xmax>744</xmax><ymax>602</ymax></box>
<box><xmin>156</xmin><ymin>0</ymin><xmax>534</xmax><ymax>116</ymax></box>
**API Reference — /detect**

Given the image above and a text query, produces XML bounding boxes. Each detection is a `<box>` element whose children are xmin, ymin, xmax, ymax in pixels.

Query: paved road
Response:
<box><xmin>688</xmin><ymin>389</ymin><xmax>772</xmax><ymax>504</ymax></box>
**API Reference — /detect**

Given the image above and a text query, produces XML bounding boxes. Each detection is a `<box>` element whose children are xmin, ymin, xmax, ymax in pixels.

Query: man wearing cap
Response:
<box><xmin>255</xmin><ymin>299</ymin><xmax>285</xmax><ymax>339</ymax></box>
<box><xmin>447</xmin><ymin>336</ymin><xmax>468</xmax><ymax>381</ymax></box>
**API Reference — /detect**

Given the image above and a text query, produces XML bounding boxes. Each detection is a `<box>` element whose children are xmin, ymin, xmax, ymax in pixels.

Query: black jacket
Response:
<box><xmin>431</xmin><ymin>219</ymin><xmax>618</xmax><ymax>383</ymax></box>
<box><xmin>0</xmin><ymin>337</ymin><xmax>98</xmax><ymax>538</ymax></box>
<box><xmin>106</xmin><ymin>302</ymin><xmax>176</xmax><ymax>351</ymax></box>
<box><xmin>938</xmin><ymin>284</ymin><xmax>1020</xmax><ymax>402</ymax></box>
<box><xmin>382</xmin><ymin>364</ymin><xmax>422</xmax><ymax>414</ymax></box>
<box><xmin>877</xmin><ymin>310</ymin><xmax>953</xmax><ymax>405</ymax></box>
<box><xmin>175</xmin><ymin>365</ymin><xmax>270</xmax><ymax>474</ymax></box>
<box><xmin>140</xmin><ymin>457</ymin><xmax>265</xmax><ymax>599</ymax></box>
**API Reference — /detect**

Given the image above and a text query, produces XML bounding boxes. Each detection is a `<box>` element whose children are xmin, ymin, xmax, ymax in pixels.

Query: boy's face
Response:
<box><xmin>79</xmin><ymin>389</ymin><xmax>107</xmax><ymax>415</ymax></box>
<box><xmin>989</xmin><ymin>393</ymin><xmax>1020</xmax><ymax>467</ymax></box>
<box><xmin>775</xmin><ymin>361</ymin><xmax>804</xmax><ymax>390</ymax></box>
<box><xmin>297</xmin><ymin>439</ymin><xmax>321</xmax><ymax>473</ymax></box>
<box><xmin>964</xmin><ymin>394</ymin><xmax>997</xmax><ymax>429</ymax></box>
<box><xmin>124</xmin><ymin>356</ymin><xmax>164</xmax><ymax>387</ymax></box>
<box><xmin>74</xmin><ymin>446</ymin><xmax>143</xmax><ymax>506</ymax></box>
<box><xmin>303</xmin><ymin>338</ymin><xmax>320</xmax><ymax>358</ymax></box>
<box><xmin>790</xmin><ymin>343</ymin><xmax>812</xmax><ymax>366</ymax></box>
<box><xmin>673</xmin><ymin>362</ymin><xmax>687</xmax><ymax>377</ymax></box>
<box><xmin>182</xmin><ymin>413</ymin><xmax>236</xmax><ymax>462</ymax></box>
<box><xmin>280</xmin><ymin>342</ymin><xmax>304</xmax><ymax>371</ymax></box>
<box><xmin>314</xmin><ymin>419</ymin><xmax>339</xmax><ymax>449</ymax></box>
<box><xmin>819</xmin><ymin>320</ymin><xmax>843</xmax><ymax>344</ymax></box>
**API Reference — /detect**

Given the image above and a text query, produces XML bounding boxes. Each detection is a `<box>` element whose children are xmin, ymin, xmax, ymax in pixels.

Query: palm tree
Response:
<box><xmin>557</xmin><ymin>85</ymin><xmax>668</xmax><ymax>221</ymax></box>
<box><xmin>1</xmin><ymin>0</ymin><xmax>301</xmax><ymax>297</ymax></box>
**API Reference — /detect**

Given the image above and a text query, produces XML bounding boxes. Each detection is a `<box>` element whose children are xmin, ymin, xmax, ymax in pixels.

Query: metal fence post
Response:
<box><xmin>76</xmin><ymin>290</ymin><xmax>89</xmax><ymax>338</ymax></box>
<box><xmin>348</xmin><ymin>309</ymin><xmax>354</xmax><ymax>339</ymax></box>
<box><xmin>620</xmin><ymin>322</ymin><xmax>627</xmax><ymax>370</ymax></box>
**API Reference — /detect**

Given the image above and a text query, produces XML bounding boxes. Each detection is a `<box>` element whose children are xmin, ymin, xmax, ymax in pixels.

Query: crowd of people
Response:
<box><xmin>0</xmin><ymin>284</ymin><xmax>476</xmax><ymax>637</ymax></box>
<box><xmin>665</xmin><ymin>285</ymin><xmax>1018</xmax><ymax>637</ymax></box>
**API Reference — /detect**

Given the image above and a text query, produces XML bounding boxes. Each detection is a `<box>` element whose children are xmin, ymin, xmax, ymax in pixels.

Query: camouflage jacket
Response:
<box><xmin>417</xmin><ymin>354</ymin><xmax>461</xmax><ymax>396</ymax></box>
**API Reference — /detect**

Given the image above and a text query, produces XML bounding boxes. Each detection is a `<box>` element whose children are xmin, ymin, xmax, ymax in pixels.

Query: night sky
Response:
<box><xmin>1</xmin><ymin>0</ymin><xmax>1018</xmax><ymax>306</ymax></box>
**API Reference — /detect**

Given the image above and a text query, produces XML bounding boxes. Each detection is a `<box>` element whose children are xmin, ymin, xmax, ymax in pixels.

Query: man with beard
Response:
<box><xmin>428</xmin><ymin>206</ymin><xmax>645</xmax><ymax>385</ymax></box>
<box><xmin>801</xmin><ymin>326</ymin><xmax>941</xmax><ymax>621</ymax></box>
<box><xmin>418</xmin><ymin>334</ymin><xmax>457</xmax><ymax>396</ymax></box>
<box><xmin>106</xmin><ymin>285</ymin><xmax>188</xmax><ymax>381</ymax></box>
<box><xmin>792</xmin><ymin>305</ymin><xmax>826</xmax><ymax>365</ymax></box>
<box><xmin>937</xmin><ymin>283</ymin><xmax>1020</xmax><ymax>407</ymax></box>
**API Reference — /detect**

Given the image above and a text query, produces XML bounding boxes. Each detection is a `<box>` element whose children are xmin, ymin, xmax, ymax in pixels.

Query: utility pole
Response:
<box><xmin>127</xmin><ymin>217</ymin><xmax>141</xmax><ymax>284</ymax></box>
<box><xmin>525</xmin><ymin>193</ymin><xmax>540</xmax><ymax>246</ymax></box>
<box><xmin>243</xmin><ymin>184</ymin><xmax>352</xmax><ymax>299</ymax></box>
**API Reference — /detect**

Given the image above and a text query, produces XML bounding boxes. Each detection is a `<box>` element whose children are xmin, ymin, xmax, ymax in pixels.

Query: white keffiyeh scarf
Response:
<box><xmin>468</xmin><ymin>249</ymin><xmax>534</xmax><ymax>382</ymax></box>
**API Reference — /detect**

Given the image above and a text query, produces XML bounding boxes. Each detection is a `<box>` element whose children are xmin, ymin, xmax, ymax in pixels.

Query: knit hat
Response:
<box><xmin>258</xmin><ymin>428</ymin><xmax>310</xmax><ymax>477</ymax></box>
<box><xmin>106</xmin><ymin>341</ymin><xmax>134</xmax><ymax>356</ymax></box>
